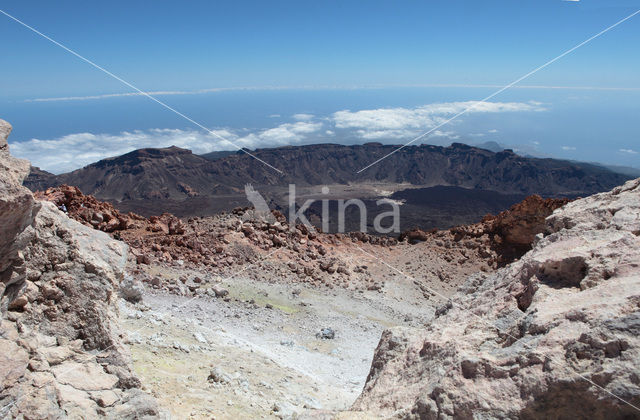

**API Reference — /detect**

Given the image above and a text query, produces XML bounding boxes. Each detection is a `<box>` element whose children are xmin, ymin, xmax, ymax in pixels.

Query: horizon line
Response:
<box><xmin>22</xmin><ymin>83</ymin><xmax>640</xmax><ymax>102</ymax></box>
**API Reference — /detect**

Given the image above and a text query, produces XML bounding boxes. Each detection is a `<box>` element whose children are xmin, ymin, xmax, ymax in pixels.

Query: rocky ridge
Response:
<box><xmin>24</xmin><ymin>142</ymin><xmax>630</xmax><ymax>218</ymax></box>
<box><xmin>353</xmin><ymin>178</ymin><xmax>640</xmax><ymax>419</ymax></box>
<box><xmin>0</xmin><ymin>120</ymin><xmax>160</xmax><ymax>418</ymax></box>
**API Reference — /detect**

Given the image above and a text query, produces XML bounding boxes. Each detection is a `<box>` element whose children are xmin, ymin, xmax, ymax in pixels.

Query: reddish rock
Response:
<box><xmin>400</xmin><ymin>195</ymin><xmax>570</xmax><ymax>266</ymax></box>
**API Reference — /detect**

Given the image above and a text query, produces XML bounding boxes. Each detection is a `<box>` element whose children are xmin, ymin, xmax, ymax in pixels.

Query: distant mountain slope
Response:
<box><xmin>26</xmin><ymin>142</ymin><xmax>629</xmax><ymax>198</ymax></box>
<box><xmin>30</xmin><ymin>146</ymin><xmax>244</xmax><ymax>201</ymax></box>
<box><xmin>204</xmin><ymin>142</ymin><xmax>630</xmax><ymax>196</ymax></box>
<box><xmin>594</xmin><ymin>163</ymin><xmax>640</xmax><ymax>178</ymax></box>
<box><xmin>24</xmin><ymin>165</ymin><xmax>56</xmax><ymax>191</ymax></box>
<box><xmin>200</xmin><ymin>150</ymin><xmax>239</xmax><ymax>161</ymax></box>
<box><xmin>473</xmin><ymin>141</ymin><xmax>505</xmax><ymax>153</ymax></box>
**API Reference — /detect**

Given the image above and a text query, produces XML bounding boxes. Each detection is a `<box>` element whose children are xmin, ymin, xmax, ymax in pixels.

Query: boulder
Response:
<box><xmin>207</xmin><ymin>367</ymin><xmax>231</xmax><ymax>384</ymax></box>
<box><xmin>120</xmin><ymin>275</ymin><xmax>144</xmax><ymax>303</ymax></box>
<box><xmin>316</xmin><ymin>328</ymin><xmax>336</xmax><ymax>340</ymax></box>
<box><xmin>211</xmin><ymin>284</ymin><xmax>229</xmax><ymax>298</ymax></box>
<box><xmin>52</xmin><ymin>362</ymin><xmax>119</xmax><ymax>391</ymax></box>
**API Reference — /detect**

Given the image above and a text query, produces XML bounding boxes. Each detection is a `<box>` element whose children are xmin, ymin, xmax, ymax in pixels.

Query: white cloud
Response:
<box><xmin>532</xmin><ymin>140</ymin><xmax>540</xmax><ymax>145</ymax></box>
<box><xmin>619</xmin><ymin>148</ymin><xmax>638</xmax><ymax>154</ymax></box>
<box><xmin>562</xmin><ymin>146</ymin><xmax>577</xmax><ymax>151</ymax></box>
<box><xmin>332</xmin><ymin>101</ymin><xmax>545</xmax><ymax>140</ymax></box>
<box><xmin>431</xmin><ymin>130</ymin><xmax>459</xmax><ymax>139</ymax></box>
<box><xmin>333</xmin><ymin>108</ymin><xmax>436</xmax><ymax>131</ymax></box>
<box><xmin>292</xmin><ymin>113</ymin><xmax>314</xmax><ymax>121</ymax></box>
<box><xmin>353</xmin><ymin>129</ymin><xmax>426</xmax><ymax>140</ymax></box>
<box><xmin>252</xmin><ymin>121</ymin><xmax>322</xmax><ymax>143</ymax></box>
<box><xmin>488</xmin><ymin>129</ymin><xmax>499</xmax><ymax>133</ymax></box>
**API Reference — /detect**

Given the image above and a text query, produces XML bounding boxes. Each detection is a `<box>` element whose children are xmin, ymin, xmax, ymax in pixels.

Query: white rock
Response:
<box><xmin>354</xmin><ymin>178</ymin><xmax>640</xmax><ymax>419</ymax></box>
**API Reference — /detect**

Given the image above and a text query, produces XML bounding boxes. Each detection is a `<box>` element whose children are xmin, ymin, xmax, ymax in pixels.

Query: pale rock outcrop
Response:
<box><xmin>354</xmin><ymin>178</ymin><xmax>640</xmax><ymax>419</ymax></box>
<box><xmin>0</xmin><ymin>121</ymin><xmax>160</xmax><ymax>418</ymax></box>
<box><xmin>0</xmin><ymin>119</ymin><xmax>41</xmax><ymax>296</ymax></box>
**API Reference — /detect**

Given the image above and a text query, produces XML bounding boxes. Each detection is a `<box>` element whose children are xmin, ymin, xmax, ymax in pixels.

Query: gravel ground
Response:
<box><xmin>120</xmin><ymin>272</ymin><xmax>439</xmax><ymax>419</ymax></box>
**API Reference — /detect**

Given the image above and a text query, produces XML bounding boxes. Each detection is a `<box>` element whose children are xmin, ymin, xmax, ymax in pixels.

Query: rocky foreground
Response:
<box><xmin>33</xmin><ymin>181</ymin><xmax>567</xmax><ymax>299</ymax></box>
<box><xmin>354</xmin><ymin>178</ymin><xmax>640</xmax><ymax>418</ymax></box>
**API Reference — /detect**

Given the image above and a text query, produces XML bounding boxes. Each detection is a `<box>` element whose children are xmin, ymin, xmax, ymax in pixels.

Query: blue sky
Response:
<box><xmin>1</xmin><ymin>0</ymin><xmax>639</xmax><ymax>172</ymax></box>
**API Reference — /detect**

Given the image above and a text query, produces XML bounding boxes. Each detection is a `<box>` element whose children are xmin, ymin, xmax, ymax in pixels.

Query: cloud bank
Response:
<box><xmin>11</xmin><ymin>100</ymin><xmax>544</xmax><ymax>173</ymax></box>
<box><xmin>332</xmin><ymin>101</ymin><xmax>545</xmax><ymax>139</ymax></box>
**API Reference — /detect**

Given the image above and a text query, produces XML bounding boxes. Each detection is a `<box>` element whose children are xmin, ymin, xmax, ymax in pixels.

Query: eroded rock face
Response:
<box><xmin>487</xmin><ymin>194</ymin><xmax>571</xmax><ymax>247</ymax></box>
<box><xmin>0</xmin><ymin>123</ymin><xmax>159</xmax><ymax>418</ymax></box>
<box><xmin>0</xmin><ymin>119</ymin><xmax>41</xmax><ymax>281</ymax></box>
<box><xmin>354</xmin><ymin>179</ymin><xmax>640</xmax><ymax>419</ymax></box>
